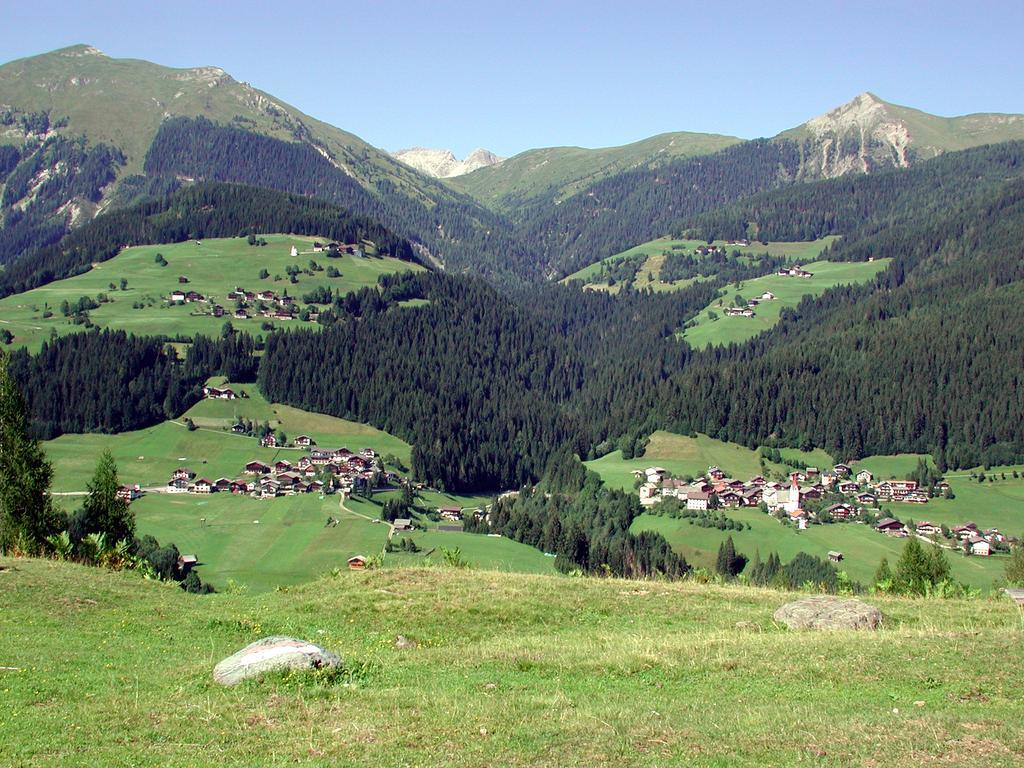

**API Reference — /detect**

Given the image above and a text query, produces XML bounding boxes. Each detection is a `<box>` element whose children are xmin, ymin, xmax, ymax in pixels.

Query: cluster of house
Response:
<box><xmin>724</xmin><ymin>291</ymin><xmax>776</xmax><ymax>317</ymax></box>
<box><xmin>874</xmin><ymin>518</ymin><xmax>1007</xmax><ymax>556</ymax></box>
<box><xmin>165</xmin><ymin>445</ymin><xmax>384</xmax><ymax>499</ymax></box>
<box><xmin>311</xmin><ymin>241</ymin><xmax>365</xmax><ymax>257</ymax></box>
<box><xmin>168</xmin><ymin>282</ymin><xmax>306</xmax><ymax>322</ymax></box>
<box><xmin>637</xmin><ymin>463</ymin><xmax>941</xmax><ymax>530</ymax></box>
<box><xmin>777</xmin><ymin>264</ymin><xmax>815</xmax><ymax>278</ymax></box>
<box><xmin>223</xmin><ymin>287</ymin><xmax>299</xmax><ymax>321</ymax></box>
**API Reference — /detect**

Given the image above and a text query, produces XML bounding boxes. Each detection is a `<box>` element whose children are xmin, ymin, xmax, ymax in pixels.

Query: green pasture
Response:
<box><xmin>0</xmin><ymin>234</ymin><xmax>423</xmax><ymax>351</ymax></box>
<box><xmin>128</xmin><ymin>492</ymin><xmax>387</xmax><ymax>592</ymax></box>
<box><xmin>387</xmin><ymin>529</ymin><xmax>556</xmax><ymax>574</ymax></box>
<box><xmin>586</xmin><ymin>431</ymin><xmax>766</xmax><ymax>490</ymax></box>
<box><xmin>631</xmin><ymin>509</ymin><xmax>1007</xmax><ymax>591</ymax></box>
<box><xmin>682</xmin><ymin>258</ymin><xmax>890</xmax><ymax>348</ymax></box>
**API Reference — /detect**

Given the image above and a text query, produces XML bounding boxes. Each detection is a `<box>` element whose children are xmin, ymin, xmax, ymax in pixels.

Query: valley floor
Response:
<box><xmin>1</xmin><ymin>558</ymin><xmax>1022</xmax><ymax>767</ymax></box>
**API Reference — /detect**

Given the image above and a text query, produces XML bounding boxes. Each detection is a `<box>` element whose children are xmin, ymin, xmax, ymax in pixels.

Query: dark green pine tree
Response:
<box><xmin>716</xmin><ymin>536</ymin><xmax>738</xmax><ymax>578</ymax></box>
<box><xmin>0</xmin><ymin>352</ymin><xmax>61</xmax><ymax>553</ymax></box>
<box><xmin>80</xmin><ymin>449</ymin><xmax>135</xmax><ymax>545</ymax></box>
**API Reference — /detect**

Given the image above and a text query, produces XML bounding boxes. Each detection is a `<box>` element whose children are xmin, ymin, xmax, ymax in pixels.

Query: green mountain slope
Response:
<box><xmin>447</xmin><ymin>130</ymin><xmax>741</xmax><ymax>212</ymax></box>
<box><xmin>0</xmin><ymin>45</ymin><xmax>531</xmax><ymax>282</ymax></box>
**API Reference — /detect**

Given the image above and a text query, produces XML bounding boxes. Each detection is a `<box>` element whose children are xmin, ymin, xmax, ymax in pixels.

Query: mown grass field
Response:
<box><xmin>130</xmin><ymin>492</ymin><xmax>387</xmax><ymax>592</ymax></box>
<box><xmin>0</xmin><ymin>234</ymin><xmax>424</xmax><ymax>351</ymax></box>
<box><xmin>564</xmin><ymin>236</ymin><xmax>839</xmax><ymax>293</ymax></box>
<box><xmin>44</xmin><ymin>398</ymin><xmax>410</xmax><ymax>494</ymax></box>
<box><xmin>2</xmin><ymin>558</ymin><xmax>1023</xmax><ymax>767</ymax></box>
<box><xmin>585</xmin><ymin>431</ymin><xmax>826</xmax><ymax>490</ymax></box>
<box><xmin>631</xmin><ymin>509</ymin><xmax>1008</xmax><ymax>591</ymax></box>
<box><xmin>184</xmin><ymin>378</ymin><xmax>413</xmax><ymax>466</ymax></box>
<box><xmin>387</xmin><ymin>529</ymin><xmax>556</xmax><ymax>574</ymax></box>
<box><xmin>682</xmin><ymin>258</ymin><xmax>891</xmax><ymax>348</ymax></box>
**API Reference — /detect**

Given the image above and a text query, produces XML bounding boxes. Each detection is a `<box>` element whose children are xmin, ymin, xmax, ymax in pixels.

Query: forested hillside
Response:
<box><xmin>143</xmin><ymin>117</ymin><xmax>537</xmax><ymax>282</ymax></box>
<box><xmin>0</xmin><ymin>182</ymin><xmax>416</xmax><ymax>296</ymax></box>
<box><xmin>662</xmin><ymin>173</ymin><xmax>1024</xmax><ymax>469</ymax></box>
<box><xmin>510</xmin><ymin>140</ymin><xmax>803</xmax><ymax>278</ymax></box>
<box><xmin>677</xmin><ymin>140</ymin><xmax>1024</xmax><ymax>243</ymax></box>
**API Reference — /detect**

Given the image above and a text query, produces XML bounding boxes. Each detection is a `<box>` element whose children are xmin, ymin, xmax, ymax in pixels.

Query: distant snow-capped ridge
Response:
<box><xmin>392</xmin><ymin>147</ymin><xmax>504</xmax><ymax>178</ymax></box>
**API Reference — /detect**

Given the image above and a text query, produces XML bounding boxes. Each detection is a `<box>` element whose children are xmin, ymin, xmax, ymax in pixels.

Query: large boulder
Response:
<box><xmin>773</xmin><ymin>596</ymin><xmax>882</xmax><ymax>631</ymax></box>
<box><xmin>213</xmin><ymin>636</ymin><xmax>341</xmax><ymax>686</ymax></box>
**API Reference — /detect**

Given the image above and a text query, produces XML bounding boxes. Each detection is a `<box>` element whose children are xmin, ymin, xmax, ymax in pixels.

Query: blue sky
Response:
<box><xmin>2</xmin><ymin>0</ymin><xmax>1023</xmax><ymax>158</ymax></box>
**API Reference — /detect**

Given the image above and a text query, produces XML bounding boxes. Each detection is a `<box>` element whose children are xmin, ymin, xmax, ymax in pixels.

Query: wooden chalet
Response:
<box><xmin>875</xmin><ymin>517</ymin><xmax>908</xmax><ymax>536</ymax></box>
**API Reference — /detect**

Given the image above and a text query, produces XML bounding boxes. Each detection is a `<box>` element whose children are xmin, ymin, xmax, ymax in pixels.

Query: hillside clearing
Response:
<box><xmin>682</xmin><ymin>258</ymin><xmax>890</xmax><ymax>348</ymax></box>
<box><xmin>0</xmin><ymin>234</ymin><xmax>423</xmax><ymax>351</ymax></box>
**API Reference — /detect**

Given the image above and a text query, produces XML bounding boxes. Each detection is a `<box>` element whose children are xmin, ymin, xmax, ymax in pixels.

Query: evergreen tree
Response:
<box><xmin>79</xmin><ymin>449</ymin><xmax>134</xmax><ymax>545</ymax></box>
<box><xmin>873</xmin><ymin>557</ymin><xmax>893</xmax><ymax>587</ymax></box>
<box><xmin>1006</xmin><ymin>537</ymin><xmax>1024</xmax><ymax>587</ymax></box>
<box><xmin>894</xmin><ymin>538</ymin><xmax>932</xmax><ymax>596</ymax></box>
<box><xmin>0</xmin><ymin>352</ymin><xmax>60</xmax><ymax>553</ymax></box>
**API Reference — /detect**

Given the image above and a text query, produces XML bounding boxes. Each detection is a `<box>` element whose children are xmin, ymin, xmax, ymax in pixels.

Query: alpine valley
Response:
<box><xmin>4</xmin><ymin>36</ymin><xmax>1024</xmax><ymax>768</ymax></box>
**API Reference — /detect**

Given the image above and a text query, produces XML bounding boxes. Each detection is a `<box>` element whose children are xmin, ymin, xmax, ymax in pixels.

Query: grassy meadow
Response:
<box><xmin>564</xmin><ymin>236</ymin><xmax>839</xmax><ymax>293</ymax></box>
<box><xmin>44</xmin><ymin>387</ymin><xmax>411</xmax><ymax>494</ymax></box>
<box><xmin>682</xmin><ymin>258</ymin><xmax>891</xmax><ymax>348</ymax></box>
<box><xmin>0</xmin><ymin>234</ymin><xmax>424</xmax><ymax>351</ymax></box>
<box><xmin>3</xmin><ymin>558</ymin><xmax>1024</xmax><ymax>767</ymax></box>
<box><xmin>585</xmin><ymin>430</ymin><xmax>828</xmax><ymax>491</ymax></box>
<box><xmin>631</xmin><ymin>509</ymin><xmax>1008</xmax><ymax>591</ymax></box>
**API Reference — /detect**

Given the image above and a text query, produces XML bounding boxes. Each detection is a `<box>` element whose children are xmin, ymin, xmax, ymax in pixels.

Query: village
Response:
<box><xmin>166</xmin><ymin>241</ymin><xmax>371</xmax><ymax>322</ymax></box>
<box><xmin>638</xmin><ymin>463</ymin><xmax>1012</xmax><ymax>556</ymax></box>
<box><xmin>163</xmin><ymin>440</ymin><xmax>389</xmax><ymax>500</ymax></box>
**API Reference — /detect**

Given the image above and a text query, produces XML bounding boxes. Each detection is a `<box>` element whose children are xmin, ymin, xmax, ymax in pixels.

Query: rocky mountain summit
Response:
<box><xmin>781</xmin><ymin>91</ymin><xmax>1024</xmax><ymax>179</ymax></box>
<box><xmin>392</xmin><ymin>147</ymin><xmax>503</xmax><ymax>178</ymax></box>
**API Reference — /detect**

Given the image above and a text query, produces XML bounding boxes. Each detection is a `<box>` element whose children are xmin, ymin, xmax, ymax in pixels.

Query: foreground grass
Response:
<box><xmin>1</xmin><ymin>558</ymin><xmax>1022</xmax><ymax>767</ymax></box>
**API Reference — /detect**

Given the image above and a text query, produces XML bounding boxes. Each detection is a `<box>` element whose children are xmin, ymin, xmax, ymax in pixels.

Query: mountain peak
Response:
<box><xmin>56</xmin><ymin>44</ymin><xmax>107</xmax><ymax>58</ymax></box>
<box><xmin>392</xmin><ymin>147</ymin><xmax>504</xmax><ymax>178</ymax></box>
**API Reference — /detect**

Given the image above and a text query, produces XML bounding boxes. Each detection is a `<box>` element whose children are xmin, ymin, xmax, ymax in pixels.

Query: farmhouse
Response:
<box><xmin>837</xmin><ymin>480</ymin><xmax>859</xmax><ymax>494</ymax></box>
<box><xmin>347</xmin><ymin>555</ymin><xmax>368</xmax><ymax>570</ymax></box>
<box><xmin>170</xmin><ymin>291</ymin><xmax>186</xmax><ymax>303</ymax></box>
<box><xmin>172</xmin><ymin>468</ymin><xmax>194</xmax><ymax>481</ymax></box>
<box><xmin>193</xmin><ymin>478</ymin><xmax>213</xmax><ymax>494</ymax></box>
<box><xmin>875</xmin><ymin>518</ymin><xmax>908</xmax><ymax>536</ymax></box>
<box><xmin>438</xmin><ymin>506</ymin><xmax>462</xmax><ymax>521</ymax></box>
<box><xmin>824</xmin><ymin>503</ymin><xmax>856</xmax><ymax>520</ymax></box>
<box><xmin>856</xmin><ymin>470</ymin><xmax>874</xmax><ymax>484</ymax></box>
<box><xmin>116</xmin><ymin>485</ymin><xmax>142</xmax><ymax>502</ymax></box>
<box><xmin>833</xmin><ymin>463</ymin><xmax>852</xmax><ymax>476</ymax></box>
<box><xmin>245</xmin><ymin>460</ymin><xmax>271</xmax><ymax>475</ymax></box>
<box><xmin>393</xmin><ymin>519</ymin><xmax>414</xmax><ymax>532</ymax></box>
<box><xmin>293</xmin><ymin>435</ymin><xmax>316</xmax><ymax>447</ymax></box>
<box><xmin>969</xmin><ymin>537</ymin><xmax>991</xmax><ymax>556</ymax></box>
<box><xmin>724</xmin><ymin>307</ymin><xmax>755</xmax><ymax>317</ymax></box>
<box><xmin>758</xmin><ymin>291</ymin><xmax>776</xmax><ymax>301</ymax></box>
<box><xmin>827</xmin><ymin>551</ymin><xmax>844</xmax><ymax>563</ymax></box>
<box><xmin>916</xmin><ymin>521</ymin><xmax>943</xmax><ymax>537</ymax></box>
<box><xmin>875</xmin><ymin>480</ymin><xmax>918</xmax><ymax>501</ymax></box>
<box><xmin>202</xmin><ymin>385</ymin><xmax>236</xmax><ymax>400</ymax></box>
<box><xmin>856</xmin><ymin>492</ymin><xmax>877</xmax><ymax>506</ymax></box>
<box><xmin>260</xmin><ymin>434</ymin><xmax>278</xmax><ymax>448</ymax></box>
<box><xmin>686</xmin><ymin>490</ymin><xmax>709</xmax><ymax>511</ymax></box>
<box><xmin>167</xmin><ymin>477</ymin><xmax>189</xmax><ymax>493</ymax></box>
<box><xmin>778</xmin><ymin>265</ymin><xmax>814</xmax><ymax>278</ymax></box>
